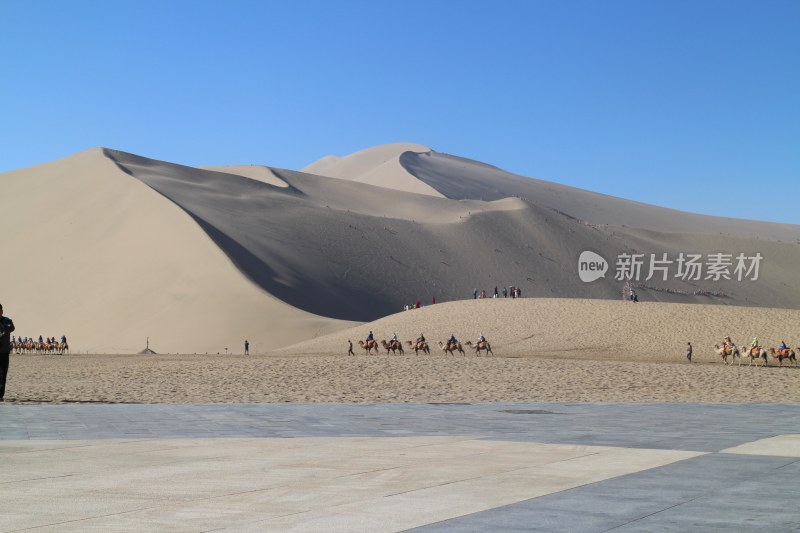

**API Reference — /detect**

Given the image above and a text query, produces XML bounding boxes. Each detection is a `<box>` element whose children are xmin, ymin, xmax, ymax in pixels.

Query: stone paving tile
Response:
<box><xmin>408</xmin><ymin>452</ymin><xmax>800</xmax><ymax>532</ymax></box>
<box><xmin>3</xmin><ymin>402</ymin><xmax>800</xmax><ymax>532</ymax></box>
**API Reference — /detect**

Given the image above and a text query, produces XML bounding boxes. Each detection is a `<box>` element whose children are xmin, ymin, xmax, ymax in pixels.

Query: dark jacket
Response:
<box><xmin>0</xmin><ymin>316</ymin><xmax>15</xmax><ymax>352</ymax></box>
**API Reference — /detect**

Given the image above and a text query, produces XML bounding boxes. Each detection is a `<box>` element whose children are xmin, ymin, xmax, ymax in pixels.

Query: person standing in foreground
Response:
<box><xmin>686</xmin><ymin>342</ymin><xmax>692</xmax><ymax>363</ymax></box>
<box><xmin>0</xmin><ymin>304</ymin><xmax>16</xmax><ymax>402</ymax></box>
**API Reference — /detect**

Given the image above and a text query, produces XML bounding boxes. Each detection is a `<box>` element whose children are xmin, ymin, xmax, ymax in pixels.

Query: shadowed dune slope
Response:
<box><xmin>282</xmin><ymin>298</ymin><xmax>800</xmax><ymax>363</ymax></box>
<box><xmin>0</xmin><ymin>149</ymin><xmax>354</xmax><ymax>353</ymax></box>
<box><xmin>96</xmin><ymin>149</ymin><xmax>795</xmax><ymax>328</ymax></box>
<box><xmin>108</xmin><ymin>149</ymin><xmax>800</xmax><ymax>319</ymax></box>
<box><xmin>400</xmin><ymin>151</ymin><xmax>800</xmax><ymax>242</ymax></box>
<box><xmin>200</xmin><ymin>165</ymin><xmax>289</xmax><ymax>187</ymax></box>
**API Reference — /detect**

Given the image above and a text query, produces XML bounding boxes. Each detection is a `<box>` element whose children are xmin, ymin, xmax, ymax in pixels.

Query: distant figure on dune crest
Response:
<box><xmin>503</xmin><ymin>286</ymin><xmax>508</xmax><ymax>298</ymax></box>
<box><xmin>244</xmin><ymin>339</ymin><xmax>249</xmax><ymax>355</ymax></box>
<box><xmin>481</xmin><ymin>289</ymin><xmax>487</xmax><ymax>299</ymax></box>
<box><xmin>629</xmin><ymin>288</ymin><xmax>638</xmax><ymax>302</ymax></box>
<box><xmin>494</xmin><ymin>286</ymin><xmax>498</xmax><ymax>298</ymax></box>
<box><xmin>415</xmin><ymin>300</ymin><xmax>421</xmax><ymax>309</ymax></box>
<box><xmin>432</xmin><ymin>296</ymin><xmax>436</xmax><ymax>305</ymax></box>
<box><xmin>473</xmin><ymin>288</ymin><xmax>478</xmax><ymax>299</ymax></box>
<box><xmin>686</xmin><ymin>342</ymin><xmax>692</xmax><ymax>363</ymax></box>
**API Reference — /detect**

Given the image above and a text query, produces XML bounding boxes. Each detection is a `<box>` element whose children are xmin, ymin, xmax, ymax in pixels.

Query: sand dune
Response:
<box><xmin>400</xmin><ymin>150</ymin><xmax>800</xmax><ymax>242</ymax></box>
<box><xmin>0</xmin><ymin>149</ymin><xmax>354</xmax><ymax>354</ymax></box>
<box><xmin>109</xmin><ymin>148</ymin><xmax>800</xmax><ymax>322</ymax></box>
<box><xmin>302</xmin><ymin>142</ymin><xmax>442</xmax><ymax>197</ymax></box>
<box><xmin>282</xmin><ymin>298</ymin><xmax>800</xmax><ymax>363</ymax></box>
<box><xmin>200</xmin><ymin>165</ymin><xmax>289</xmax><ymax>187</ymax></box>
<box><xmin>3</xmin><ymin>143</ymin><xmax>800</xmax><ymax>355</ymax></box>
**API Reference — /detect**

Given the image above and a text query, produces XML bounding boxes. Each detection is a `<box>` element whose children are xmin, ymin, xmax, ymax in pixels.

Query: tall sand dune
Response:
<box><xmin>3</xmin><ymin>143</ymin><xmax>800</xmax><ymax>354</ymax></box>
<box><xmin>302</xmin><ymin>142</ymin><xmax>441</xmax><ymax>197</ymax></box>
<box><xmin>400</xmin><ymin>150</ymin><xmax>800</xmax><ymax>242</ymax></box>
<box><xmin>0</xmin><ymin>149</ymin><xmax>354</xmax><ymax>353</ymax></box>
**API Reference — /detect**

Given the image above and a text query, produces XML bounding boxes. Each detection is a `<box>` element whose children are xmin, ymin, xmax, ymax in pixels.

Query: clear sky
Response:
<box><xmin>2</xmin><ymin>0</ymin><xmax>798</xmax><ymax>223</ymax></box>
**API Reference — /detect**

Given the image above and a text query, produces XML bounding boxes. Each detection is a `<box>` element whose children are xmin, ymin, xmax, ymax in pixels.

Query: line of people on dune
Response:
<box><xmin>473</xmin><ymin>286</ymin><xmax>521</xmax><ymax>299</ymax></box>
<box><xmin>11</xmin><ymin>335</ymin><xmax>68</xmax><ymax>354</ymax></box>
<box><xmin>351</xmin><ymin>330</ymin><xmax>491</xmax><ymax>355</ymax></box>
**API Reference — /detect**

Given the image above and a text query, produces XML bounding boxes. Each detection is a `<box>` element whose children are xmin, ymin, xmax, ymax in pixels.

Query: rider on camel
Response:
<box><xmin>366</xmin><ymin>331</ymin><xmax>374</xmax><ymax>343</ymax></box>
<box><xmin>416</xmin><ymin>333</ymin><xmax>426</xmax><ymax>344</ymax></box>
<box><xmin>391</xmin><ymin>333</ymin><xmax>398</xmax><ymax>342</ymax></box>
<box><xmin>478</xmin><ymin>333</ymin><xmax>486</xmax><ymax>344</ymax></box>
<box><xmin>723</xmin><ymin>335</ymin><xmax>734</xmax><ymax>347</ymax></box>
<box><xmin>780</xmin><ymin>340</ymin><xmax>788</xmax><ymax>352</ymax></box>
<box><xmin>448</xmin><ymin>334</ymin><xmax>458</xmax><ymax>349</ymax></box>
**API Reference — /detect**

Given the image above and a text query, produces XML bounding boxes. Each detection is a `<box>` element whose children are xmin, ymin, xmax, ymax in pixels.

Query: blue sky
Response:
<box><xmin>2</xmin><ymin>0</ymin><xmax>798</xmax><ymax>223</ymax></box>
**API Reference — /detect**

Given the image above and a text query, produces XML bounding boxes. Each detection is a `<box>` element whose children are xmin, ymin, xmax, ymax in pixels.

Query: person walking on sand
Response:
<box><xmin>686</xmin><ymin>342</ymin><xmax>692</xmax><ymax>363</ymax></box>
<box><xmin>0</xmin><ymin>304</ymin><xmax>16</xmax><ymax>402</ymax></box>
<box><xmin>244</xmin><ymin>339</ymin><xmax>249</xmax><ymax>355</ymax></box>
<box><xmin>473</xmin><ymin>288</ymin><xmax>478</xmax><ymax>299</ymax></box>
<box><xmin>347</xmin><ymin>340</ymin><xmax>355</xmax><ymax>356</ymax></box>
<box><xmin>494</xmin><ymin>286</ymin><xmax>499</xmax><ymax>298</ymax></box>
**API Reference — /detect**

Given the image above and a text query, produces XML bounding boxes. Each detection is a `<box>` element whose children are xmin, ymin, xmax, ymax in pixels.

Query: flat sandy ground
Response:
<box><xmin>4</xmin><ymin>351</ymin><xmax>798</xmax><ymax>404</ymax></box>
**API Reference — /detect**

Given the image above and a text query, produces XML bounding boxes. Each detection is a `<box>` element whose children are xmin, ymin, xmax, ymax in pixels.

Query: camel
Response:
<box><xmin>437</xmin><ymin>341</ymin><xmax>464</xmax><ymax>355</ymax></box>
<box><xmin>714</xmin><ymin>344</ymin><xmax>740</xmax><ymax>365</ymax></box>
<box><xmin>740</xmin><ymin>346</ymin><xmax>768</xmax><ymax>366</ymax></box>
<box><xmin>358</xmin><ymin>339</ymin><xmax>379</xmax><ymax>355</ymax></box>
<box><xmin>381</xmin><ymin>339</ymin><xmax>404</xmax><ymax>355</ymax></box>
<box><xmin>465</xmin><ymin>340</ymin><xmax>493</xmax><ymax>356</ymax></box>
<box><xmin>405</xmin><ymin>340</ymin><xmax>430</xmax><ymax>355</ymax></box>
<box><xmin>769</xmin><ymin>347</ymin><xmax>797</xmax><ymax>366</ymax></box>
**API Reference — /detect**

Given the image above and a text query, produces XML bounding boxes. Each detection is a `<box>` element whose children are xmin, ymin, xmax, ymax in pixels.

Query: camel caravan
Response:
<box><xmin>11</xmin><ymin>336</ymin><xmax>69</xmax><ymax>355</ymax></box>
<box><xmin>714</xmin><ymin>336</ymin><xmax>797</xmax><ymax>367</ymax></box>
<box><xmin>354</xmin><ymin>331</ymin><xmax>492</xmax><ymax>356</ymax></box>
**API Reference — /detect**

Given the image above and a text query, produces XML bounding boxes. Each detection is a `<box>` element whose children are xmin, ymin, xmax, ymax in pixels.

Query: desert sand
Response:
<box><xmin>5</xmin><ymin>298</ymin><xmax>799</xmax><ymax>404</ymax></box>
<box><xmin>6</xmin><ymin>351</ymin><xmax>799</xmax><ymax>405</ymax></box>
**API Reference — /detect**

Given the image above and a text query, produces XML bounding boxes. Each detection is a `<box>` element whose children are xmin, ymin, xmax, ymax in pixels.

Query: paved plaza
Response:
<box><xmin>1</xmin><ymin>403</ymin><xmax>799</xmax><ymax>532</ymax></box>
